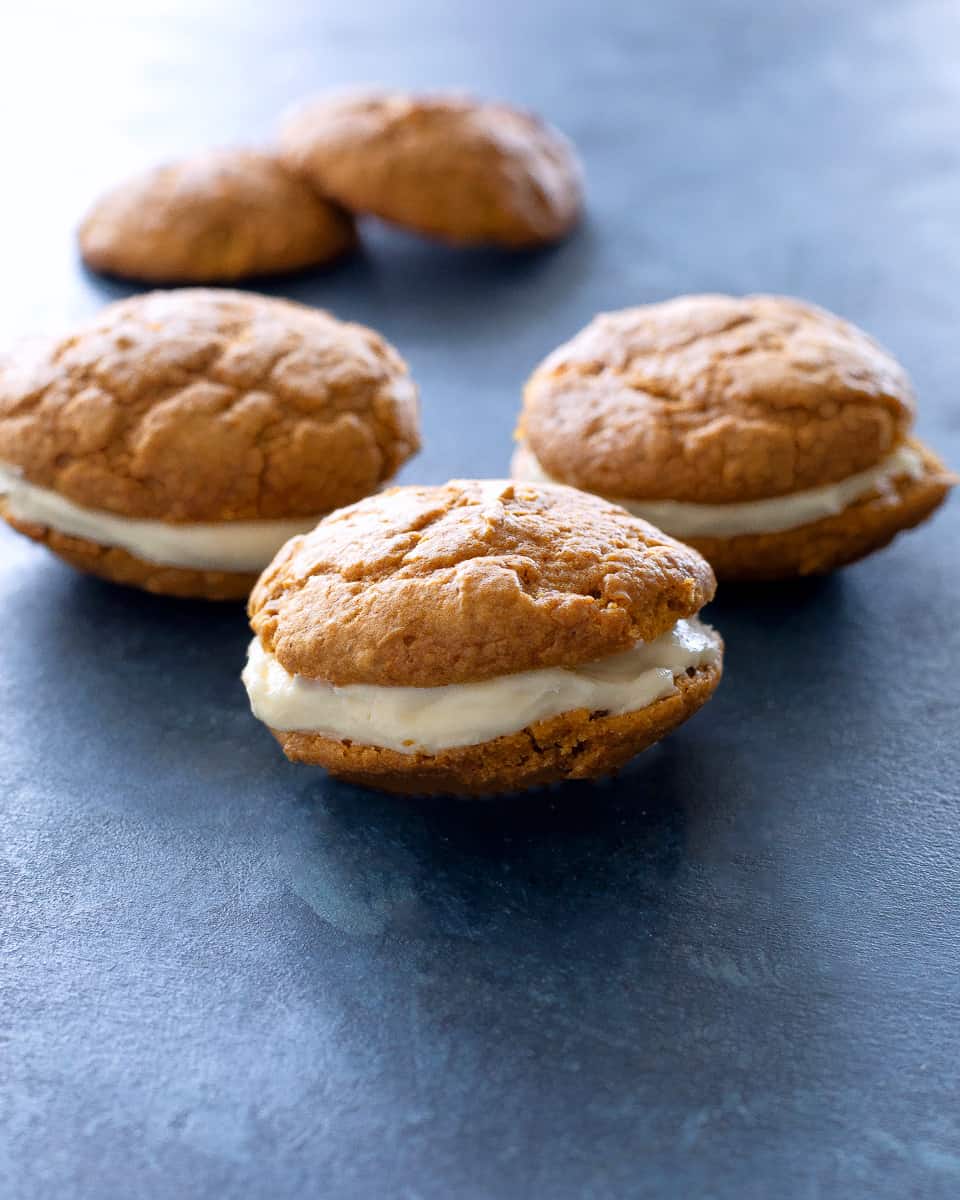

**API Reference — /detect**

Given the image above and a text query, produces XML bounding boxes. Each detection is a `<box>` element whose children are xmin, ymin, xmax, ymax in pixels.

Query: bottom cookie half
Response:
<box><xmin>691</xmin><ymin>442</ymin><xmax>954</xmax><ymax>582</ymax></box>
<box><xmin>270</xmin><ymin>661</ymin><xmax>722</xmax><ymax>796</ymax></box>
<box><xmin>2</xmin><ymin>507</ymin><xmax>256</xmax><ymax>601</ymax></box>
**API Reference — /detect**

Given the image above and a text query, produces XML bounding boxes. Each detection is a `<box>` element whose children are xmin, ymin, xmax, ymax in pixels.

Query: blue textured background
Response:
<box><xmin>1</xmin><ymin>2</ymin><xmax>959</xmax><ymax>1197</ymax></box>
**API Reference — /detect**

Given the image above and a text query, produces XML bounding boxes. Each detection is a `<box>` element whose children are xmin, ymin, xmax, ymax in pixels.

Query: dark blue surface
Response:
<box><xmin>2</xmin><ymin>2</ymin><xmax>959</xmax><ymax>1197</ymax></box>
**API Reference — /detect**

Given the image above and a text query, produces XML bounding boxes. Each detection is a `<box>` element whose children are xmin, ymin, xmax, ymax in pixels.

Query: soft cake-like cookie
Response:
<box><xmin>243</xmin><ymin>480</ymin><xmax>722</xmax><ymax>794</ymax></box>
<box><xmin>78</xmin><ymin>150</ymin><xmax>357</xmax><ymax>283</ymax></box>
<box><xmin>0</xmin><ymin>289</ymin><xmax>419</xmax><ymax>599</ymax></box>
<box><xmin>514</xmin><ymin>294</ymin><xmax>955</xmax><ymax>580</ymax></box>
<box><xmin>279</xmin><ymin>90</ymin><xmax>583</xmax><ymax>248</ymax></box>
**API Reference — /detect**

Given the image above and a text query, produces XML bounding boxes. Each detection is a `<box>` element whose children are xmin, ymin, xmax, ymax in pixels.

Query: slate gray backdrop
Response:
<box><xmin>1</xmin><ymin>2</ymin><xmax>959</xmax><ymax>1198</ymax></box>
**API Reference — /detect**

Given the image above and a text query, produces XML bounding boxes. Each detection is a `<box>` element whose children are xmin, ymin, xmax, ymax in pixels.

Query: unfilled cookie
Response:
<box><xmin>78</xmin><ymin>149</ymin><xmax>357</xmax><ymax>283</ymax></box>
<box><xmin>279</xmin><ymin>90</ymin><xmax>583</xmax><ymax>248</ymax></box>
<box><xmin>0</xmin><ymin>289</ymin><xmax>419</xmax><ymax>598</ymax></box>
<box><xmin>514</xmin><ymin>294</ymin><xmax>955</xmax><ymax>580</ymax></box>
<box><xmin>243</xmin><ymin>479</ymin><xmax>722</xmax><ymax>794</ymax></box>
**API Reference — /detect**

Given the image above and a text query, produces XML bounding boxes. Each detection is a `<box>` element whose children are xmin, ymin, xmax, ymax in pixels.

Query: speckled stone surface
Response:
<box><xmin>1</xmin><ymin>2</ymin><xmax>959</xmax><ymax>1198</ymax></box>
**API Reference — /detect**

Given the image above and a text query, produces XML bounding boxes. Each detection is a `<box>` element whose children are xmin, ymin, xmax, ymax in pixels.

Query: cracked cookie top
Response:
<box><xmin>0</xmin><ymin>289</ymin><xmax>420</xmax><ymax>522</ymax></box>
<box><xmin>519</xmin><ymin>294</ymin><xmax>916</xmax><ymax>503</ymax></box>
<box><xmin>279</xmin><ymin>89</ymin><xmax>583</xmax><ymax>248</ymax></box>
<box><xmin>78</xmin><ymin>150</ymin><xmax>357</xmax><ymax>283</ymax></box>
<box><xmin>248</xmin><ymin>479</ymin><xmax>716</xmax><ymax>686</ymax></box>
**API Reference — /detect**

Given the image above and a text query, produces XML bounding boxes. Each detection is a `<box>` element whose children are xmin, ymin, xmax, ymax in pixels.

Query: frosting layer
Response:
<box><xmin>510</xmin><ymin>443</ymin><xmax>926</xmax><ymax>537</ymax></box>
<box><xmin>0</xmin><ymin>463</ymin><xmax>320</xmax><ymax>572</ymax></box>
<box><xmin>242</xmin><ymin>617</ymin><xmax>722</xmax><ymax>753</ymax></box>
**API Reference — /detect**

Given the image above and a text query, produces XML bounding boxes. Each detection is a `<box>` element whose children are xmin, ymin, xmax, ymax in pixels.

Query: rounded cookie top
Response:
<box><xmin>279</xmin><ymin>89</ymin><xmax>583</xmax><ymax>247</ymax></box>
<box><xmin>78</xmin><ymin>149</ymin><xmax>357</xmax><ymax>283</ymax></box>
<box><xmin>0</xmin><ymin>289</ymin><xmax>419</xmax><ymax>522</ymax></box>
<box><xmin>520</xmin><ymin>294</ymin><xmax>916</xmax><ymax>504</ymax></box>
<box><xmin>248</xmin><ymin>479</ymin><xmax>716</xmax><ymax>687</ymax></box>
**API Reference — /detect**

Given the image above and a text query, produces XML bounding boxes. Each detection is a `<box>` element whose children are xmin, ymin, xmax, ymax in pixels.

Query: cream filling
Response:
<box><xmin>0</xmin><ymin>463</ymin><xmax>321</xmax><ymax>572</ymax></box>
<box><xmin>242</xmin><ymin>617</ymin><xmax>721</xmax><ymax>754</ymax></box>
<box><xmin>510</xmin><ymin>443</ymin><xmax>926</xmax><ymax>538</ymax></box>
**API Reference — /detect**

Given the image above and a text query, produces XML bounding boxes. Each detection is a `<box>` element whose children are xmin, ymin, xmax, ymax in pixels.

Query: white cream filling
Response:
<box><xmin>242</xmin><ymin>617</ymin><xmax>721</xmax><ymax>754</ymax></box>
<box><xmin>510</xmin><ymin>443</ymin><xmax>925</xmax><ymax>538</ymax></box>
<box><xmin>0</xmin><ymin>462</ymin><xmax>321</xmax><ymax>572</ymax></box>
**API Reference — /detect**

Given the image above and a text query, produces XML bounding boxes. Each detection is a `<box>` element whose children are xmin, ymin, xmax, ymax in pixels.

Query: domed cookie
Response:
<box><xmin>279</xmin><ymin>89</ymin><xmax>583</xmax><ymax>248</ymax></box>
<box><xmin>78</xmin><ymin>149</ymin><xmax>357</xmax><ymax>283</ymax></box>
<box><xmin>514</xmin><ymin>294</ymin><xmax>955</xmax><ymax>581</ymax></box>
<box><xmin>0</xmin><ymin>289</ymin><xmax>419</xmax><ymax>599</ymax></box>
<box><xmin>243</xmin><ymin>479</ymin><xmax>722</xmax><ymax>794</ymax></box>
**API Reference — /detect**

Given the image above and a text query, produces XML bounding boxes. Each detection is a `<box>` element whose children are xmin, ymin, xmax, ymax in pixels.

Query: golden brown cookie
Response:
<box><xmin>78</xmin><ymin>149</ymin><xmax>357</xmax><ymax>283</ymax></box>
<box><xmin>243</xmin><ymin>480</ymin><xmax>722</xmax><ymax>795</ymax></box>
<box><xmin>0</xmin><ymin>289</ymin><xmax>420</xmax><ymax>598</ymax></box>
<box><xmin>515</xmin><ymin>294</ymin><xmax>955</xmax><ymax>580</ymax></box>
<box><xmin>279</xmin><ymin>89</ymin><xmax>582</xmax><ymax>248</ymax></box>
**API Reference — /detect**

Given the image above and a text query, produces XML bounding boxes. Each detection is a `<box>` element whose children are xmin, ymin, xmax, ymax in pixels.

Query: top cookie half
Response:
<box><xmin>0</xmin><ymin>289</ymin><xmax>419</xmax><ymax>523</ymax></box>
<box><xmin>248</xmin><ymin>479</ymin><xmax>716</xmax><ymax>687</ymax></box>
<box><xmin>279</xmin><ymin>89</ymin><xmax>583</xmax><ymax>248</ymax></box>
<box><xmin>519</xmin><ymin>294</ymin><xmax>917</xmax><ymax>503</ymax></box>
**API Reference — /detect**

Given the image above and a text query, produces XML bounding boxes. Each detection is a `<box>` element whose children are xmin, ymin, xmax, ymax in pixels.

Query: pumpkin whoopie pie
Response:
<box><xmin>242</xmin><ymin>479</ymin><xmax>723</xmax><ymax>795</ymax></box>
<box><xmin>78</xmin><ymin>149</ymin><xmax>357</xmax><ymax>283</ymax></box>
<box><xmin>513</xmin><ymin>294</ymin><xmax>954</xmax><ymax>581</ymax></box>
<box><xmin>279</xmin><ymin>89</ymin><xmax>583</xmax><ymax>248</ymax></box>
<box><xmin>0</xmin><ymin>289</ymin><xmax>419</xmax><ymax>599</ymax></box>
